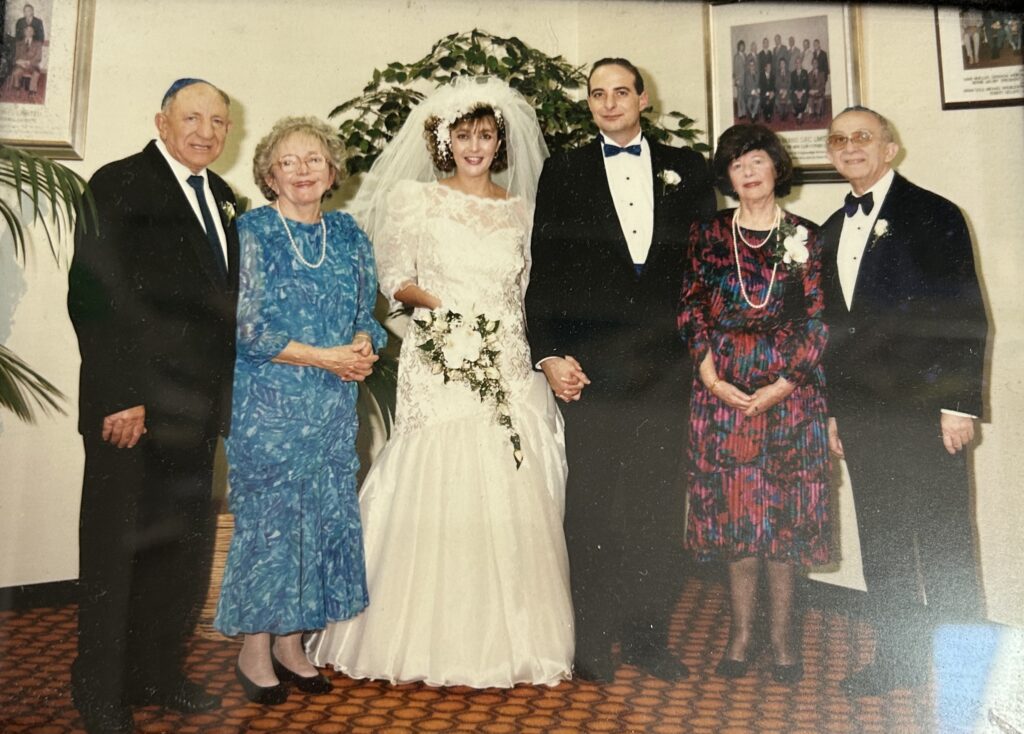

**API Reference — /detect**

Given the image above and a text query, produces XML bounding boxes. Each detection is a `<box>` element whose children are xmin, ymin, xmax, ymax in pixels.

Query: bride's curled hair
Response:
<box><xmin>423</xmin><ymin>104</ymin><xmax>509</xmax><ymax>173</ymax></box>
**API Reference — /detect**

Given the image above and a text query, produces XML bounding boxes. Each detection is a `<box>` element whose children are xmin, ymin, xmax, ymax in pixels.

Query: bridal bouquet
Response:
<box><xmin>414</xmin><ymin>309</ymin><xmax>523</xmax><ymax>468</ymax></box>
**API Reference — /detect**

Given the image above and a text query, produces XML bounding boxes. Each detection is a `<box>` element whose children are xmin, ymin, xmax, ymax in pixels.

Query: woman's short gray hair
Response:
<box><xmin>253</xmin><ymin>116</ymin><xmax>346</xmax><ymax>201</ymax></box>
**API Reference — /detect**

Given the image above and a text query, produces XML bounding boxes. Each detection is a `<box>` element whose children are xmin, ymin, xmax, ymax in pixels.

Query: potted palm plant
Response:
<box><xmin>1</xmin><ymin>143</ymin><xmax>93</xmax><ymax>422</ymax></box>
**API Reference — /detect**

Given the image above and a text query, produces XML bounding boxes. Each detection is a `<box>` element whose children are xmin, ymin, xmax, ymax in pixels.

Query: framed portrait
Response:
<box><xmin>704</xmin><ymin>1</ymin><xmax>861</xmax><ymax>183</ymax></box>
<box><xmin>0</xmin><ymin>0</ymin><xmax>95</xmax><ymax>159</ymax></box>
<box><xmin>935</xmin><ymin>6</ymin><xmax>1024</xmax><ymax>110</ymax></box>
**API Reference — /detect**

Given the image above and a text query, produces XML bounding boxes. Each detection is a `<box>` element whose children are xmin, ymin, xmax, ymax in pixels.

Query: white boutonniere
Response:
<box><xmin>658</xmin><ymin>169</ymin><xmax>681</xmax><ymax>196</ymax></box>
<box><xmin>775</xmin><ymin>219</ymin><xmax>809</xmax><ymax>272</ymax></box>
<box><xmin>219</xmin><ymin>200</ymin><xmax>236</xmax><ymax>224</ymax></box>
<box><xmin>870</xmin><ymin>218</ymin><xmax>889</xmax><ymax>249</ymax></box>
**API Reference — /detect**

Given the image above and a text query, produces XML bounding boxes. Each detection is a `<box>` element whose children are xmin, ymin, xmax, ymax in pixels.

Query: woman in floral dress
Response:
<box><xmin>678</xmin><ymin>124</ymin><xmax>829</xmax><ymax>684</ymax></box>
<box><xmin>215</xmin><ymin>117</ymin><xmax>386</xmax><ymax>703</ymax></box>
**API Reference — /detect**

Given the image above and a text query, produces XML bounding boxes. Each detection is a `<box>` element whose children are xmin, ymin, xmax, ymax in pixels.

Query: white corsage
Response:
<box><xmin>219</xmin><ymin>200</ymin><xmax>236</xmax><ymax>224</ymax></box>
<box><xmin>870</xmin><ymin>218</ymin><xmax>890</xmax><ymax>249</ymax></box>
<box><xmin>658</xmin><ymin>169</ymin><xmax>682</xmax><ymax>196</ymax></box>
<box><xmin>776</xmin><ymin>219</ymin><xmax>809</xmax><ymax>272</ymax></box>
<box><xmin>415</xmin><ymin>309</ymin><xmax>523</xmax><ymax>468</ymax></box>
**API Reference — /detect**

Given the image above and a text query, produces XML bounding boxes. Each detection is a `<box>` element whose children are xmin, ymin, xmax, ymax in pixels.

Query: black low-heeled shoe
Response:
<box><xmin>771</xmin><ymin>661</ymin><xmax>804</xmax><ymax>684</ymax></box>
<box><xmin>235</xmin><ymin>663</ymin><xmax>289</xmax><ymax>705</ymax></box>
<box><xmin>271</xmin><ymin>654</ymin><xmax>332</xmax><ymax>694</ymax></box>
<box><xmin>715</xmin><ymin>657</ymin><xmax>750</xmax><ymax>678</ymax></box>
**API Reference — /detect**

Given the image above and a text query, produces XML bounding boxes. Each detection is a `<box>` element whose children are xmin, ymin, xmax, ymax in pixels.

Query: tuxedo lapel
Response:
<box><xmin>209</xmin><ymin>177</ymin><xmax>240</xmax><ymax>292</ymax></box>
<box><xmin>820</xmin><ymin>208</ymin><xmax>848</xmax><ymax>315</ymax></box>
<box><xmin>645</xmin><ymin>142</ymin><xmax>674</xmax><ymax>270</ymax></box>
<box><xmin>143</xmin><ymin>141</ymin><xmax>230</xmax><ymax>288</ymax></box>
<box><xmin>848</xmin><ymin>173</ymin><xmax>907</xmax><ymax>310</ymax></box>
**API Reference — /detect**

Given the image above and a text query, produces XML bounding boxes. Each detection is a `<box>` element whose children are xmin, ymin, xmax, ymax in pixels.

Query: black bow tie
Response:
<box><xmin>603</xmin><ymin>142</ymin><xmax>642</xmax><ymax>157</ymax></box>
<box><xmin>844</xmin><ymin>191</ymin><xmax>874</xmax><ymax>217</ymax></box>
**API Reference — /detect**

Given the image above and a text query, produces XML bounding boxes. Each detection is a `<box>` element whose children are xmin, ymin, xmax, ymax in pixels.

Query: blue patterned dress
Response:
<box><xmin>215</xmin><ymin>206</ymin><xmax>386</xmax><ymax>636</ymax></box>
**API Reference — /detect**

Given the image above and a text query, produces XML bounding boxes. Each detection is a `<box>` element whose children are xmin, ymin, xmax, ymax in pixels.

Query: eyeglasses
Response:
<box><xmin>276</xmin><ymin>154</ymin><xmax>329</xmax><ymax>173</ymax></box>
<box><xmin>826</xmin><ymin>130</ymin><xmax>874</xmax><ymax>150</ymax></box>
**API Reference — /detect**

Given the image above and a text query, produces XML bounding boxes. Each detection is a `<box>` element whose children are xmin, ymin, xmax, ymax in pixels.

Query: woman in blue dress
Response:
<box><xmin>214</xmin><ymin>116</ymin><xmax>386</xmax><ymax>704</ymax></box>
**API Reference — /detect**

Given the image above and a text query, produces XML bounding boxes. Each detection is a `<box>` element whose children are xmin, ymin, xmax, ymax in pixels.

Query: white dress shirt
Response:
<box><xmin>155</xmin><ymin>138</ymin><xmax>229</xmax><ymax>267</ymax></box>
<box><xmin>836</xmin><ymin>168</ymin><xmax>894</xmax><ymax>311</ymax></box>
<box><xmin>600</xmin><ymin>132</ymin><xmax>654</xmax><ymax>265</ymax></box>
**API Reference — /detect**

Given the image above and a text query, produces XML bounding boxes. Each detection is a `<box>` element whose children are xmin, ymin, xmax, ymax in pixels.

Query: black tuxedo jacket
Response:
<box><xmin>526</xmin><ymin>138</ymin><xmax>715</xmax><ymax>398</ymax></box>
<box><xmin>69</xmin><ymin>140</ymin><xmax>240</xmax><ymax>442</ymax></box>
<box><xmin>813</xmin><ymin>49</ymin><xmax>830</xmax><ymax>78</ymax></box>
<box><xmin>820</xmin><ymin>172</ymin><xmax>986</xmax><ymax>420</ymax></box>
<box><xmin>15</xmin><ymin>16</ymin><xmax>44</xmax><ymax>43</ymax></box>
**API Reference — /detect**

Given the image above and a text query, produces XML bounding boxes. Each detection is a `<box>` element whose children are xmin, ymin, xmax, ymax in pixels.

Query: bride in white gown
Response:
<box><xmin>307</xmin><ymin>76</ymin><xmax>573</xmax><ymax>688</ymax></box>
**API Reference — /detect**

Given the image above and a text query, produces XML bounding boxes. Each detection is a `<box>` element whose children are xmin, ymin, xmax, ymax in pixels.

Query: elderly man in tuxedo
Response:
<box><xmin>820</xmin><ymin>106</ymin><xmax>987</xmax><ymax>697</ymax></box>
<box><xmin>526</xmin><ymin>58</ymin><xmax>715</xmax><ymax>683</ymax></box>
<box><xmin>68</xmin><ymin>79</ymin><xmax>239</xmax><ymax>733</ymax></box>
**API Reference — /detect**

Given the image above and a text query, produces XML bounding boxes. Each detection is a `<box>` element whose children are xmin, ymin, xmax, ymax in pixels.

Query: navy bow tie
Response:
<box><xmin>844</xmin><ymin>191</ymin><xmax>874</xmax><ymax>217</ymax></box>
<box><xmin>603</xmin><ymin>142</ymin><xmax>642</xmax><ymax>157</ymax></box>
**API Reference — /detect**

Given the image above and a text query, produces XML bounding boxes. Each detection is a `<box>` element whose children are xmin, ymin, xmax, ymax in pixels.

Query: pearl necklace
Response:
<box><xmin>276</xmin><ymin>205</ymin><xmax>326</xmax><ymax>269</ymax></box>
<box><xmin>733</xmin><ymin>204</ymin><xmax>781</xmax><ymax>248</ymax></box>
<box><xmin>732</xmin><ymin>207</ymin><xmax>780</xmax><ymax>310</ymax></box>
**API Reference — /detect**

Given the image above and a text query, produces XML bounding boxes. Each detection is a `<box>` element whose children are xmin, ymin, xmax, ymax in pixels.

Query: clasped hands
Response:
<box><xmin>541</xmin><ymin>356</ymin><xmax>590</xmax><ymax>403</ymax></box>
<box><xmin>317</xmin><ymin>335</ymin><xmax>378</xmax><ymax>382</ymax></box>
<box><xmin>708</xmin><ymin>376</ymin><xmax>794</xmax><ymax>417</ymax></box>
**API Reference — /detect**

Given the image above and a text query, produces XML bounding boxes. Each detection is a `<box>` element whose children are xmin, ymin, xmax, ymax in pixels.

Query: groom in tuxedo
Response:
<box><xmin>526</xmin><ymin>58</ymin><xmax>715</xmax><ymax>682</ymax></box>
<box><xmin>820</xmin><ymin>106</ymin><xmax>987</xmax><ymax>696</ymax></box>
<box><xmin>68</xmin><ymin>79</ymin><xmax>239</xmax><ymax>732</ymax></box>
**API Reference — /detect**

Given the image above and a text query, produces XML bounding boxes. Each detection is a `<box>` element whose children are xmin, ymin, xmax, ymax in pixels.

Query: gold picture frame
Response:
<box><xmin>0</xmin><ymin>0</ymin><xmax>95</xmax><ymax>159</ymax></box>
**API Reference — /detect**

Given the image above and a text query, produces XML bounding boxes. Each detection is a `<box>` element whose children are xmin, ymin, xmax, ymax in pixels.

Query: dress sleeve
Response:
<box><xmin>373</xmin><ymin>180</ymin><xmax>423</xmax><ymax>311</ymax></box>
<box><xmin>349</xmin><ymin>217</ymin><xmax>388</xmax><ymax>350</ymax></box>
<box><xmin>775</xmin><ymin>222</ymin><xmax>828</xmax><ymax>385</ymax></box>
<box><xmin>235</xmin><ymin>216</ymin><xmax>292</xmax><ymax>365</ymax></box>
<box><xmin>677</xmin><ymin>220</ymin><xmax>714</xmax><ymax>361</ymax></box>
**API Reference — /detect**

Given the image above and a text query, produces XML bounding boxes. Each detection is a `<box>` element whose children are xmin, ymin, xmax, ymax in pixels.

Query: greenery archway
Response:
<box><xmin>331</xmin><ymin>29</ymin><xmax>709</xmax><ymax>176</ymax></box>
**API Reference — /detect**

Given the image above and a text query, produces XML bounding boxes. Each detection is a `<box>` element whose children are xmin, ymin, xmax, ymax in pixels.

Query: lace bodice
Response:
<box><xmin>374</xmin><ymin>180</ymin><xmax>535</xmax><ymax>434</ymax></box>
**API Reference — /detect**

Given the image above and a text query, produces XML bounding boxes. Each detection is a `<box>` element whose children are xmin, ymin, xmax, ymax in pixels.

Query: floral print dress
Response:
<box><xmin>215</xmin><ymin>206</ymin><xmax>386</xmax><ymax>636</ymax></box>
<box><xmin>678</xmin><ymin>209</ymin><xmax>830</xmax><ymax>565</ymax></box>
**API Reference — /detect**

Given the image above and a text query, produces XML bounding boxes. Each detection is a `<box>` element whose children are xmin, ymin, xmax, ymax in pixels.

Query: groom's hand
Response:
<box><xmin>541</xmin><ymin>355</ymin><xmax>590</xmax><ymax>403</ymax></box>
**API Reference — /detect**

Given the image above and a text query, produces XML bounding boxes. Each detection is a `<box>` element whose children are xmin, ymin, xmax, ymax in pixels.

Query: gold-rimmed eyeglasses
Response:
<box><xmin>826</xmin><ymin>130</ymin><xmax>874</xmax><ymax>150</ymax></box>
<box><xmin>275</xmin><ymin>154</ymin><xmax>329</xmax><ymax>173</ymax></box>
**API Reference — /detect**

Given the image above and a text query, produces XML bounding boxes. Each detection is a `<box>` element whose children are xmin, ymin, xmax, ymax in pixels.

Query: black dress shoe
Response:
<box><xmin>136</xmin><ymin>678</ymin><xmax>222</xmax><ymax>712</ymax></box>
<box><xmin>771</xmin><ymin>661</ymin><xmax>803</xmax><ymax>684</ymax></box>
<box><xmin>840</xmin><ymin>663</ymin><xmax>924</xmax><ymax>697</ymax></box>
<box><xmin>72</xmin><ymin>685</ymin><xmax>135</xmax><ymax>734</ymax></box>
<box><xmin>623</xmin><ymin>650</ymin><xmax>690</xmax><ymax>682</ymax></box>
<box><xmin>715</xmin><ymin>657</ymin><xmax>750</xmax><ymax>679</ymax></box>
<box><xmin>573</xmin><ymin>655</ymin><xmax>615</xmax><ymax>683</ymax></box>
<box><xmin>236</xmin><ymin>663</ymin><xmax>289</xmax><ymax>705</ymax></box>
<box><xmin>78</xmin><ymin>705</ymin><xmax>135</xmax><ymax>734</ymax></box>
<box><xmin>271</xmin><ymin>654</ymin><xmax>332</xmax><ymax>694</ymax></box>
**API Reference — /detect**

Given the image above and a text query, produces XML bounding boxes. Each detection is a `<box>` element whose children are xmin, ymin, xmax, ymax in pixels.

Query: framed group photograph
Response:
<box><xmin>935</xmin><ymin>6</ymin><xmax>1023</xmax><ymax>110</ymax></box>
<box><xmin>0</xmin><ymin>0</ymin><xmax>95</xmax><ymax>159</ymax></box>
<box><xmin>704</xmin><ymin>1</ymin><xmax>861</xmax><ymax>183</ymax></box>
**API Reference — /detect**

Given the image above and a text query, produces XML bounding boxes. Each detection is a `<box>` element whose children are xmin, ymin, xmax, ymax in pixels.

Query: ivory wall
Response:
<box><xmin>1</xmin><ymin>0</ymin><xmax>1021</xmax><ymax>626</ymax></box>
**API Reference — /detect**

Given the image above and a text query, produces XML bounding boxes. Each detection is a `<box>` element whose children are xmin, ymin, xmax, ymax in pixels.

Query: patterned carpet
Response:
<box><xmin>0</xmin><ymin>577</ymin><xmax>933</xmax><ymax>733</ymax></box>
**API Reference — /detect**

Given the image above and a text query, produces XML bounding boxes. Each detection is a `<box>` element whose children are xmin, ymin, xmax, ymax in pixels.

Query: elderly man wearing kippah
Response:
<box><xmin>67</xmin><ymin>78</ymin><xmax>239</xmax><ymax>733</ymax></box>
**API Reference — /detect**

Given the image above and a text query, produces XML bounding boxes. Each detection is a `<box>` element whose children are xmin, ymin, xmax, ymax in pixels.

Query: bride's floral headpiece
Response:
<box><xmin>351</xmin><ymin>75</ymin><xmax>548</xmax><ymax>240</ymax></box>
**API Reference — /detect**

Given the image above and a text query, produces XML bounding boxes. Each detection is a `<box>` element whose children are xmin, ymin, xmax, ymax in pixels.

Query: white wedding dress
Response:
<box><xmin>307</xmin><ymin>180</ymin><xmax>573</xmax><ymax>687</ymax></box>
